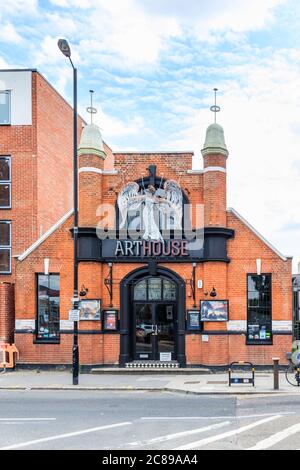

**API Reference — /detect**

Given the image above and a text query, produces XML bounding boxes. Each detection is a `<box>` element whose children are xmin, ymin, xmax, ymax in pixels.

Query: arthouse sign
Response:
<box><xmin>115</xmin><ymin>240</ymin><xmax>189</xmax><ymax>257</ymax></box>
<box><xmin>100</xmin><ymin>238</ymin><xmax>203</xmax><ymax>261</ymax></box>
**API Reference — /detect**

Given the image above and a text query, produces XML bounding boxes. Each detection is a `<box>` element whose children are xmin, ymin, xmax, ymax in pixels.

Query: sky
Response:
<box><xmin>1</xmin><ymin>0</ymin><xmax>300</xmax><ymax>271</ymax></box>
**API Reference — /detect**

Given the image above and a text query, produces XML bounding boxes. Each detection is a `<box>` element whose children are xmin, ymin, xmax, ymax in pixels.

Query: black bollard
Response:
<box><xmin>273</xmin><ymin>357</ymin><xmax>280</xmax><ymax>390</ymax></box>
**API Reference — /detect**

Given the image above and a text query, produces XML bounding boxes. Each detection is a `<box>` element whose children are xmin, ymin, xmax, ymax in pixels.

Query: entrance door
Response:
<box><xmin>120</xmin><ymin>268</ymin><xmax>186</xmax><ymax>368</ymax></box>
<box><xmin>156</xmin><ymin>304</ymin><xmax>175</xmax><ymax>360</ymax></box>
<box><xmin>135</xmin><ymin>303</ymin><xmax>154</xmax><ymax>360</ymax></box>
<box><xmin>134</xmin><ymin>302</ymin><xmax>176</xmax><ymax>361</ymax></box>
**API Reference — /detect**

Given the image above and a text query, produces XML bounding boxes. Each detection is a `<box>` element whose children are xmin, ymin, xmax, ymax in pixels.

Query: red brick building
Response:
<box><xmin>11</xmin><ymin>114</ymin><xmax>293</xmax><ymax>368</ymax></box>
<box><xmin>0</xmin><ymin>69</ymin><xmax>86</xmax><ymax>343</ymax></box>
<box><xmin>0</xmin><ymin>70</ymin><xmax>115</xmax><ymax>345</ymax></box>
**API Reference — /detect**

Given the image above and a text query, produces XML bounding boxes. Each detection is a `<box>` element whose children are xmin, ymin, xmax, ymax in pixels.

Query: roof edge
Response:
<box><xmin>113</xmin><ymin>151</ymin><xmax>194</xmax><ymax>155</ymax></box>
<box><xmin>227</xmin><ymin>207</ymin><xmax>290</xmax><ymax>262</ymax></box>
<box><xmin>18</xmin><ymin>209</ymin><xmax>74</xmax><ymax>262</ymax></box>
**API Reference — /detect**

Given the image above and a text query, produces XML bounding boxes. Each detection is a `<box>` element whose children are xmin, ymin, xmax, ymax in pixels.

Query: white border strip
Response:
<box><xmin>227</xmin><ymin>208</ymin><xmax>289</xmax><ymax>261</ymax></box>
<box><xmin>186</xmin><ymin>170</ymin><xmax>204</xmax><ymax>175</ymax></box>
<box><xmin>79</xmin><ymin>167</ymin><xmax>118</xmax><ymax>175</ymax></box>
<box><xmin>15</xmin><ymin>320</ymin><xmax>35</xmax><ymax>331</ymax></box>
<box><xmin>18</xmin><ymin>209</ymin><xmax>74</xmax><ymax>262</ymax></box>
<box><xmin>272</xmin><ymin>321</ymin><xmax>292</xmax><ymax>332</ymax></box>
<box><xmin>204</xmin><ymin>166</ymin><xmax>226</xmax><ymax>174</ymax></box>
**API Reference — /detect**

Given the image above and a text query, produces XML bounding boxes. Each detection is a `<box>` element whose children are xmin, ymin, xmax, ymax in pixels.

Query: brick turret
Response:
<box><xmin>78</xmin><ymin>124</ymin><xmax>106</xmax><ymax>227</ymax></box>
<box><xmin>202</xmin><ymin>123</ymin><xmax>228</xmax><ymax>227</ymax></box>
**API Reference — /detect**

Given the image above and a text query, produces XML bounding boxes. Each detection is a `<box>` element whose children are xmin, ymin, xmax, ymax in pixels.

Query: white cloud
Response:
<box><xmin>0</xmin><ymin>23</ymin><xmax>22</xmax><ymax>44</ymax></box>
<box><xmin>49</xmin><ymin>0</ymin><xmax>93</xmax><ymax>8</ymax></box>
<box><xmin>2</xmin><ymin>0</ymin><xmax>287</xmax><ymax>70</ymax></box>
<box><xmin>0</xmin><ymin>0</ymin><xmax>38</xmax><ymax>16</ymax></box>
<box><xmin>33</xmin><ymin>35</ymin><xmax>80</xmax><ymax>66</ymax></box>
<box><xmin>141</xmin><ymin>0</ymin><xmax>287</xmax><ymax>32</ymax></box>
<box><xmin>0</xmin><ymin>56</ymin><xmax>9</xmax><ymax>68</ymax></box>
<box><xmin>96</xmin><ymin>111</ymin><xmax>146</xmax><ymax>139</ymax></box>
<box><xmin>80</xmin><ymin>0</ymin><xmax>181</xmax><ymax>66</ymax></box>
<box><xmin>44</xmin><ymin>13</ymin><xmax>77</xmax><ymax>35</ymax></box>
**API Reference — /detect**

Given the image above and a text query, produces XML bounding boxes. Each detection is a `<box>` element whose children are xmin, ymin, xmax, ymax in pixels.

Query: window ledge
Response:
<box><xmin>33</xmin><ymin>340</ymin><xmax>60</xmax><ymax>345</ymax></box>
<box><xmin>246</xmin><ymin>341</ymin><xmax>273</xmax><ymax>346</ymax></box>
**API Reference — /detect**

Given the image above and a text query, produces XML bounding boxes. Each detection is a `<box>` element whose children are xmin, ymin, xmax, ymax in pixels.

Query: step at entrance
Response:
<box><xmin>126</xmin><ymin>361</ymin><xmax>180</xmax><ymax>369</ymax></box>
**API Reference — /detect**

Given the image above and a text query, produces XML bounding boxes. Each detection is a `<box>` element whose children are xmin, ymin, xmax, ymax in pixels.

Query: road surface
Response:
<box><xmin>1</xmin><ymin>390</ymin><xmax>300</xmax><ymax>450</ymax></box>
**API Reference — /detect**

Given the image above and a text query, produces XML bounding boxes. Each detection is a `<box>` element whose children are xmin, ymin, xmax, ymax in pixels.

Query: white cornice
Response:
<box><xmin>186</xmin><ymin>167</ymin><xmax>226</xmax><ymax>175</ymax></box>
<box><xmin>79</xmin><ymin>167</ymin><xmax>119</xmax><ymax>175</ymax></box>
<box><xmin>227</xmin><ymin>207</ymin><xmax>289</xmax><ymax>261</ymax></box>
<box><xmin>186</xmin><ymin>170</ymin><xmax>203</xmax><ymax>175</ymax></box>
<box><xmin>18</xmin><ymin>209</ymin><xmax>74</xmax><ymax>262</ymax></box>
<box><xmin>204</xmin><ymin>166</ymin><xmax>226</xmax><ymax>174</ymax></box>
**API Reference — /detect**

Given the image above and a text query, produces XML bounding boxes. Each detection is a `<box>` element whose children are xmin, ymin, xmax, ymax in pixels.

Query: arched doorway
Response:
<box><xmin>120</xmin><ymin>267</ymin><xmax>186</xmax><ymax>367</ymax></box>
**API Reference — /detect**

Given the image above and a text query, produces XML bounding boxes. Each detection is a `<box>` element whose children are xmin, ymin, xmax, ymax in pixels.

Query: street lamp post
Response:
<box><xmin>58</xmin><ymin>39</ymin><xmax>79</xmax><ymax>386</ymax></box>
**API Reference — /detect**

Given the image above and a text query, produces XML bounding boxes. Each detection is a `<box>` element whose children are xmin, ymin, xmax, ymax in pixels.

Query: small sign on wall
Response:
<box><xmin>102</xmin><ymin>309</ymin><xmax>119</xmax><ymax>331</ymax></box>
<box><xmin>79</xmin><ymin>300</ymin><xmax>101</xmax><ymax>321</ymax></box>
<box><xmin>160</xmin><ymin>352</ymin><xmax>172</xmax><ymax>362</ymax></box>
<box><xmin>186</xmin><ymin>310</ymin><xmax>201</xmax><ymax>331</ymax></box>
<box><xmin>200</xmin><ymin>300</ymin><xmax>229</xmax><ymax>322</ymax></box>
<box><xmin>69</xmin><ymin>310</ymin><xmax>80</xmax><ymax>322</ymax></box>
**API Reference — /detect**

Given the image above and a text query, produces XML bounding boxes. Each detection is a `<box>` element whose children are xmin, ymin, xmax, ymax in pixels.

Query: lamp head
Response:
<box><xmin>210</xmin><ymin>287</ymin><xmax>217</xmax><ymax>298</ymax></box>
<box><xmin>79</xmin><ymin>285</ymin><xmax>89</xmax><ymax>297</ymax></box>
<box><xmin>58</xmin><ymin>38</ymin><xmax>71</xmax><ymax>58</ymax></box>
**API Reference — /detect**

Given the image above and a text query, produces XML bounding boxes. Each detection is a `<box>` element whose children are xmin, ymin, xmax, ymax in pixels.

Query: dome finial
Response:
<box><xmin>86</xmin><ymin>89</ymin><xmax>97</xmax><ymax>125</ymax></box>
<box><xmin>210</xmin><ymin>88</ymin><xmax>221</xmax><ymax>124</ymax></box>
<box><xmin>78</xmin><ymin>91</ymin><xmax>106</xmax><ymax>160</ymax></box>
<box><xmin>201</xmin><ymin>88</ymin><xmax>228</xmax><ymax>157</ymax></box>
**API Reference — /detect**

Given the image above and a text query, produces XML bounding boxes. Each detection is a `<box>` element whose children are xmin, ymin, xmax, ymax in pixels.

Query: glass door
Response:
<box><xmin>134</xmin><ymin>303</ymin><xmax>155</xmax><ymax>360</ymax></box>
<box><xmin>155</xmin><ymin>304</ymin><xmax>176</xmax><ymax>361</ymax></box>
<box><xmin>134</xmin><ymin>303</ymin><xmax>177</xmax><ymax>361</ymax></box>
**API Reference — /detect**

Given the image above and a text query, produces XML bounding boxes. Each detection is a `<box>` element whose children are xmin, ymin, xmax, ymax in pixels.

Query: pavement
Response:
<box><xmin>1</xmin><ymin>390</ymin><xmax>300</xmax><ymax>450</ymax></box>
<box><xmin>1</xmin><ymin>370</ymin><xmax>300</xmax><ymax>395</ymax></box>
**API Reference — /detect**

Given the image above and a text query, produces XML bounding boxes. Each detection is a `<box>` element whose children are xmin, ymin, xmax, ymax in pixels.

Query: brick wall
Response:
<box><xmin>36</xmin><ymin>72</ymin><xmax>84</xmax><ymax>236</ymax></box>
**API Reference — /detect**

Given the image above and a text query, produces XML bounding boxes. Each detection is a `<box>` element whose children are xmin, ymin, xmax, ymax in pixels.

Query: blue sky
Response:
<box><xmin>1</xmin><ymin>0</ymin><xmax>300</xmax><ymax>270</ymax></box>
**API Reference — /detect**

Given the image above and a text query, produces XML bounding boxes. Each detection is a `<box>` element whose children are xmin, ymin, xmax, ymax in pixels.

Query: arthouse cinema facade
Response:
<box><xmin>12</xmin><ymin>119</ymin><xmax>292</xmax><ymax>368</ymax></box>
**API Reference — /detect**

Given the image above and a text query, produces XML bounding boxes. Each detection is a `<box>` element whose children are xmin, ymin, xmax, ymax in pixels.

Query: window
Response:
<box><xmin>247</xmin><ymin>274</ymin><xmax>272</xmax><ymax>344</ymax></box>
<box><xmin>0</xmin><ymin>221</ymin><xmax>11</xmax><ymax>273</ymax></box>
<box><xmin>37</xmin><ymin>274</ymin><xmax>60</xmax><ymax>342</ymax></box>
<box><xmin>0</xmin><ymin>157</ymin><xmax>11</xmax><ymax>208</ymax></box>
<box><xmin>0</xmin><ymin>91</ymin><xmax>11</xmax><ymax>124</ymax></box>
<box><xmin>134</xmin><ymin>277</ymin><xmax>177</xmax><ymax>302</ymax></box>
<box><xmin>293</xmin><ymin>280</ymin><xmax>300</xmax><ymax>341</ymax></box>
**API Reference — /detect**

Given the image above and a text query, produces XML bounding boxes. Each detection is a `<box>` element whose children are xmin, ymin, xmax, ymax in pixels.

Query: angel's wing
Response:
<box><xmin>117</xmin><ymin>182</ymin><xmax>144</xmax><ymax>229</ymax></box>
<box><xmin>161</xmin><ymin>180</ymin><xmax>183</xmax><ymax>229</ymax></box>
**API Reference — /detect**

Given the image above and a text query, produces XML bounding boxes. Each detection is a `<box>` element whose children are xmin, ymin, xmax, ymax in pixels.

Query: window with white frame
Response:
<box><xmin>0</xmin><ymin>157</ymin><xmax>11</xmax><ymax>208</ymax></box>
<box><xmin>0</xmin><ymin>221</ymin><xmax>11</xmax><ymax>273</ymax></box>
<box><xmin>0</xmin><ymin>91</ymin><xmax>11</xmax><ymax>125</ymax></box>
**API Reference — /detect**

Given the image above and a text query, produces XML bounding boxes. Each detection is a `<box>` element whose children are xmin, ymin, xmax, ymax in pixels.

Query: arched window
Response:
<box><xmin>134</xmin><ymin>277</ymin><xmax>177</xmax><ymax>301</ymax></box>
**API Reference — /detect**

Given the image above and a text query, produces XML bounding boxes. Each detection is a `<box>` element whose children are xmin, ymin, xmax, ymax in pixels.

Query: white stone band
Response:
<box><xmin>15</xmin><ymin>320</ymin><xmax>35</xmax><ymax>331</ymax></box>
<box><xmin>227</xmin><ymin>321</ymin><xmax>247</xmax><ymax>332</ymax></box>
<box><xmin>79</xmin><ymin>167</ymin><xmax>119</xmax><ymax>175</ymax></box>
<box><xmin>203</xmin><ymin>166</ymin><xmax>226</xmax><ymax>174</ymax></box>
<box><xmin>272</xmin><ymin>321</ymin><xmax>292</xmax><ymax>332</ymax></box>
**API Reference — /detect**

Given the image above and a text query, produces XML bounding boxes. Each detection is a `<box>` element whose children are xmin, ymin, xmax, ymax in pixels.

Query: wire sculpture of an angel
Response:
<box><xmin>117</xmin><ymin>180</ymin><xmax>183</xmax><ymax>241</ymax></box>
